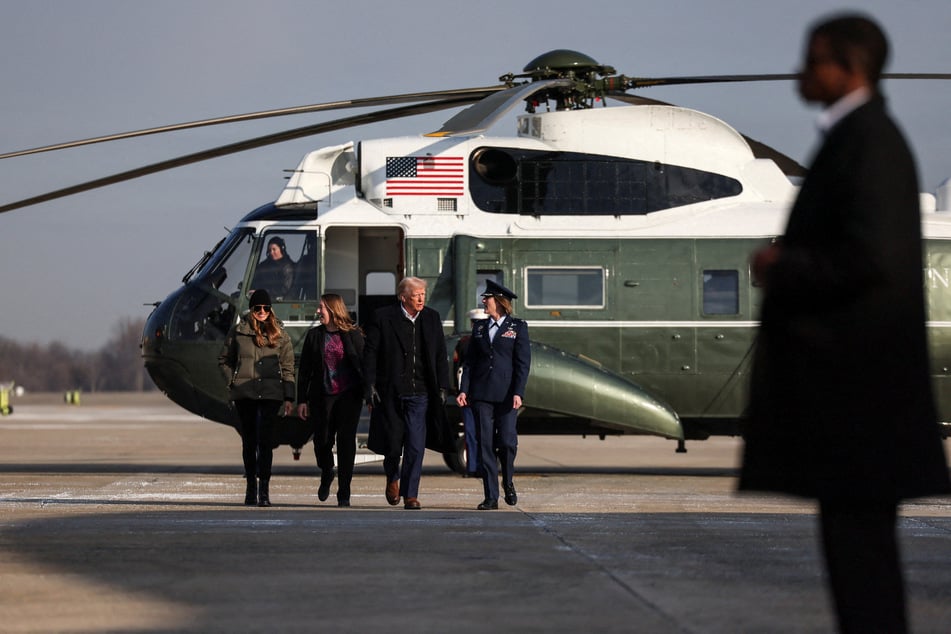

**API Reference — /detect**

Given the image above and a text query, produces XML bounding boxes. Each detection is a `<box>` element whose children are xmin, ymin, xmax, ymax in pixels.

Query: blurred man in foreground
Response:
<box><xmin>740</xmin><ymin>13</ymin><xmax>950</xmax><ymax>633</ymax></box>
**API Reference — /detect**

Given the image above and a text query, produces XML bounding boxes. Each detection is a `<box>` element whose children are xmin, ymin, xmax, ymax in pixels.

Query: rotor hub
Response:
<box><xmin>505</xmin><ymin>49</ymin><xmax>619</xmax><ymax>112</ymax></box>
<box><xmin>520</xmin><ymin>49</ymin><xmax>615</xmax><ymax>80</ymax></box>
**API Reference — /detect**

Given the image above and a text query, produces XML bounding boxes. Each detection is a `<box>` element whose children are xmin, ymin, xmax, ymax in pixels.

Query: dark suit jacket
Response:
<box><xmin>362</xmin><ymin>303</ymin><xmax>451</xmax><ymax>456</ymax></box>
<box><xmin>740</xmin><ymin>95</ymin><xmax>950</xmax><ymax>503</ymax></box>
<box><xmin>460</xmin><ymin>316</ymin><xmax>531</xmax><ymax>404</ymax></box>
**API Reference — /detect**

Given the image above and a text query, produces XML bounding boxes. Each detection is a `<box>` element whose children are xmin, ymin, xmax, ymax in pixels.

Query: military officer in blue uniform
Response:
<box><xmin>456</xmin><ymin>280</ymin><xmax>531</xmax><ymax>510</ymax></box>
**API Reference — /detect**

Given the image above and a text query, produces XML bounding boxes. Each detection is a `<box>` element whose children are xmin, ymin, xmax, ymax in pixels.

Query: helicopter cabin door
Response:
<box><xmin>323</xmin><ymin>226</ymin><xmax>404</xmax><ymax>328</ymax></box>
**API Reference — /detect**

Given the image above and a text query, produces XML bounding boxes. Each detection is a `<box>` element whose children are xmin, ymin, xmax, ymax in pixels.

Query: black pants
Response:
<box><xmin>235</xmin><ymin>399</ymin><xmax>280</xmax><ymax>480</ymax></box>
<box><xmin>312</xmin><ymin>388</ymin><xmax>363</xmax><ymax>499</ymax></box>
<box><xmin>819</xmin><ymin>499</ymin><xmax>906</xmax><ymax>634</ymax></box>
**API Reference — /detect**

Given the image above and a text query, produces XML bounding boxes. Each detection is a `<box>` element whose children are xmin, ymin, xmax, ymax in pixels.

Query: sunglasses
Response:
<box><xmin>251</xmin><ymin>305</ymin><xmax>272</xmax><ymax>313</ymax></box>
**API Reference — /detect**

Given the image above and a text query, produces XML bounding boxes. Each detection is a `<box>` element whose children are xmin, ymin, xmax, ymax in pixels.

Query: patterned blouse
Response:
<box><xmin>322</xmin><ymin>331</ymin><xmax>357</xmax><ymax>395</ymax></box>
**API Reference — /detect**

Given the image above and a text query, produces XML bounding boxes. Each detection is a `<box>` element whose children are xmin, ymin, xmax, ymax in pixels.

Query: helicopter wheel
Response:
<box><xmin>442</xmin><ymin>435</ymin><xmax>467</xmax><ymax>475</ymax></box>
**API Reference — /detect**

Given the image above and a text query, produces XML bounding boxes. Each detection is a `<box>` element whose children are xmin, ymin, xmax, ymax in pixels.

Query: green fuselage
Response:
<box><xmin>143</xmin><ymin>222</ymin><xmax>951</xmax><ymax>444</ymax></box>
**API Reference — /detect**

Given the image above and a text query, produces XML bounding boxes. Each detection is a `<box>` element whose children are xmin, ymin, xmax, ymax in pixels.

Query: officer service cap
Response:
<box><xmin>467</xmin><ymin>308</ymin><xmax>488</xmax><ymax>321</ymax></box>
<box><xmin>481</xmin><ymin>279</ymin><xmax>518</xmax><ymax>300</ymax></box>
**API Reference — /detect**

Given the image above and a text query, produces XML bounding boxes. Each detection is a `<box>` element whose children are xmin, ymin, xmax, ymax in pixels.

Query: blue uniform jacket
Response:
<box><xmin>460</xmin><ymin>316</ymin><xmax>530</xmax><ymax>403</ymax></box>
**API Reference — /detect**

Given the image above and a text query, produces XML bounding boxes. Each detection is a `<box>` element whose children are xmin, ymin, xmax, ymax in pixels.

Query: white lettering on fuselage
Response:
<box><xmin>925</xmin><ymin>267</ymin><xmax>951</xmax><ymax>289</ymax></box>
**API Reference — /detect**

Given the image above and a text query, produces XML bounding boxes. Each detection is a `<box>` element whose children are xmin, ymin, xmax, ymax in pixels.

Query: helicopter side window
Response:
<box><xmin>663</xmin><ymin>167</ymin><xmax>742</xmax><ymax>210</ymax></box>
<box><xmin>702</xmin><ymin>270</ymin><xmax>739</xmax><ymax>315</ymax></box>
<box><xmin>470</xmin><ymin>148</ymin><xmax>741</xmax><ymax>215</ymax></box>
<box><xmin>525</xmin><ymin>267</ymin><xmax>605</xmax><ymax>308</ymax></box>
<box><xmin>249</xmin><ymin>231</ymin><xmax>314</xmax><ymax>302</ymax></box>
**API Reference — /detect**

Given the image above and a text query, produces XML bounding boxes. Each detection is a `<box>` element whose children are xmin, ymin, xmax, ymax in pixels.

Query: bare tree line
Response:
<box><xmin>0</xmin><ymin>318</ymin><xmax>156</xmax><ymax>392</ymax></box>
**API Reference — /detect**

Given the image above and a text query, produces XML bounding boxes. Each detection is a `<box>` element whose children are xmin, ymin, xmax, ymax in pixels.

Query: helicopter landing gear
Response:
<box><xmin>442</xmin><ymin>436</ymin><xmax>468</xmax><ymax>475</ymax></box>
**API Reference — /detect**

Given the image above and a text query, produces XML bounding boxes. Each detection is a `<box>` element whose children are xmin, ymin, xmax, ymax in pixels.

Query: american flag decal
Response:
<box><xmin>385</xmin><ymin>156</ymin><xmax>464</xmax><ymax>196</ymax></box>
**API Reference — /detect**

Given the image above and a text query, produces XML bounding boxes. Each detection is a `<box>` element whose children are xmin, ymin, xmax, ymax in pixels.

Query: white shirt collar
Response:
<box><xmin>400</xmin><ymin>303</ymin><xmax>419</xmax><ymax>323</ymax></box>
<box><xmin>816</xmin><ymin>86</ymin><xmax>872</xmax><ymax>133</ymax></box>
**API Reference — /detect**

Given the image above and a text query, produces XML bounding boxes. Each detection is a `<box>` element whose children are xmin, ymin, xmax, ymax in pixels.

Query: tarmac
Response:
<box><xmin>0</xmin><ymin>391</ymin><xmax>949</xmax><ymax>633</ymax></box>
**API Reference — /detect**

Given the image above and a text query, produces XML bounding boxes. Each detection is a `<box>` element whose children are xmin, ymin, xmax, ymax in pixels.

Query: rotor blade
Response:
<box><xmin>881</xmin><ymin>73</ymin><xmax>951</xmax><ymax>79</ymax></box>
<box><xmin>426</xmin><ymin>78</ymin><xmax>574</xmax><ymax>137</ymax></box>
<box><xmin>606</xmin><ymin>91</ymin><xmax>807</xmax><ymax>177</ymax></box>
<box><xmin>627</xmin><ymin>74</ymin><xmax>798</xmax><ymax>89</ymax></box>
<box><xmin>0</xmin><ymin>96</ymin><xmax>481</xmax><ymax>214</ymax></box>
<box><xmin>0</xmin><ymin>86</ymin><xmax>507</xmax><ymax>161</ymax></box>
<box><xmin>625</xmin><ymin>72</ymin><xmax>951</xmax><ymax>89</ymax></box>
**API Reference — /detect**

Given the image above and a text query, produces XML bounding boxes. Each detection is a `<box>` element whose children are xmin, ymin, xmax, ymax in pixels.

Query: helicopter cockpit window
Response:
<box><xmin>249</xmin><ymin>231</ymin><xmax>317</xmax><ymax>302</ymax></box>
<box><xmin>702</xmin><ymin>270</ymin><xmax>739</xmax><ymax>315</ymax></box>
<box><xmin>171</xmin><ymin>228</ymin><xmax>255</xmax><ymax>342</ymax></box>
<box><xmin>469</xmin><ymin>148</ymin><xmax>742</xmax><ymax>215</ymax></box>
<box><xmin>525</xmin><ymin>267</ymin><xmax>605</xmax><ymax>308</ymax></box>
<box><xmin>202</xmin><ymin>231</ymin><xmax>254</xmax><ymax>299</ymax></box>
<box><xmin>193</xmin><ymin>229</ymin><xmax>253</xmax><ymax>294</ymax></box>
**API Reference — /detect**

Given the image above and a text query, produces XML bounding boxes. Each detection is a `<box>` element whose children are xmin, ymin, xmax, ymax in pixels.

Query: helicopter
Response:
<box><xmin>3</xmin><ymin>49</ymin><xmax>950</xmax><ymax>472</ymax></box>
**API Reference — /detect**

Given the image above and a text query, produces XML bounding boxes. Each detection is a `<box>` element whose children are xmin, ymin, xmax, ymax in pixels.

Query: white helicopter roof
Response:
<box><xmin>275</xmin><ymin>103</ymin><xmax>951</xmax><ymax>240</ymax></box>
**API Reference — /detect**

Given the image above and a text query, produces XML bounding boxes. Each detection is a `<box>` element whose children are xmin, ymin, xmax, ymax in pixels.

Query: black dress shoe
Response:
<box><xmin>477</xmin><ymin>499</ymin><xmax>498</xmax><ymax>510</ymax></box>
<box><xmin>337</xmin><ymin>499</ymin><xmax>350</xmax><ymax>508</ymax></box>
<box><xmin>503</xmin><ymin>482</ymin><xmax>518</xmax><ymax>506</ymax></box>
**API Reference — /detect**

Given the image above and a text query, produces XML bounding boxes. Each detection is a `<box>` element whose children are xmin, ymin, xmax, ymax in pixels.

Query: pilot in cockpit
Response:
<box><xmin>250</xmin><ymin>236</ymin><xmax>295</xmax><ymax>300</ymax></box>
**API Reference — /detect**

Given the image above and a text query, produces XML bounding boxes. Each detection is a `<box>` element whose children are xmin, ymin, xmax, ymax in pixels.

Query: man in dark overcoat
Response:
<box><xmin>363</xmin><ymin>276</ymin><xmax>450</xmax><ymax>510</ymax></box>
<box><xmin>457</xmin><ymin>280</ymin><xmax>531</xmax><ymax>510</ymax></box>
<box><xmin>740</xmin><ymin>13</ymin><xmax>950</xmax><ymax>633</ymax></box>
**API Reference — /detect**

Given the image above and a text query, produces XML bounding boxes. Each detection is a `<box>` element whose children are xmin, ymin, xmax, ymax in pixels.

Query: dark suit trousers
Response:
<box><xmin>819</xmin><ymin>500</ymin><xmax>906</xmax><ymax>634</ymax></box>
<box><xmin>472</xmin><ymin>400</ymin><xmax>518</xmax><ymax>502</ymax></box>
<box><xmin>382</xmin><ymin>394</ymin><xmax>428</xmax><ymax>499</ymax></box>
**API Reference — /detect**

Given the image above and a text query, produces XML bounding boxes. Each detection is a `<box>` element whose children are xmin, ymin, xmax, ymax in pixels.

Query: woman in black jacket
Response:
<box><xmin>297</xmin><ymin>294</ymin><xmax>366</xmax><ymax>506</ymax></box>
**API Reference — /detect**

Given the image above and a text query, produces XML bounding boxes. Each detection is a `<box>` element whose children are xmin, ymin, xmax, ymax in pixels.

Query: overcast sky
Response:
<box><xmin>1</xmin><ymin>0</ymin><xmax>950</xmax><ymax>350</ymax></box>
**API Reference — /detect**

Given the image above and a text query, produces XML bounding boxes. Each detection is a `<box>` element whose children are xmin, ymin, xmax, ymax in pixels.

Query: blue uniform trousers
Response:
<box><xmin>461</xmin><ymin>406</ymin><xmax>480</xmax><ymax>475</ymax></box>
<box><xmin>472</xmin><ymin>400</ymin><xmax>518</xmax><ymax>502</ymax></box>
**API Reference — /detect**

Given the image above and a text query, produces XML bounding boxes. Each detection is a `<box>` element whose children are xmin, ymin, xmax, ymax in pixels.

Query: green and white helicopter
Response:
<box><xmin>4</xmin><ymin>50</ymin><xmax>950</xmax><ymax>471</ymax></box>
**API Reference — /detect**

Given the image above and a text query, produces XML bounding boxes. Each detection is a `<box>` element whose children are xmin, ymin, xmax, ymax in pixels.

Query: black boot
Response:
<box><xmin>318</xmin><ymin>469</ymin><xmax>335</xmax><ymax>502</ymax></box>
<box><xmin>337</xmin><ymin>481</ymin><xmax>351</xmax><ymax>507</ymax></box>
<box><xmin>258</xmin><ymin>478</ymin><xmax>271</xmax><ymax>507</ymax></box>
<box><xmin>244</xmin><ymin>476</ymin><xmax>257</xmax><ymax>506</ymax></box>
